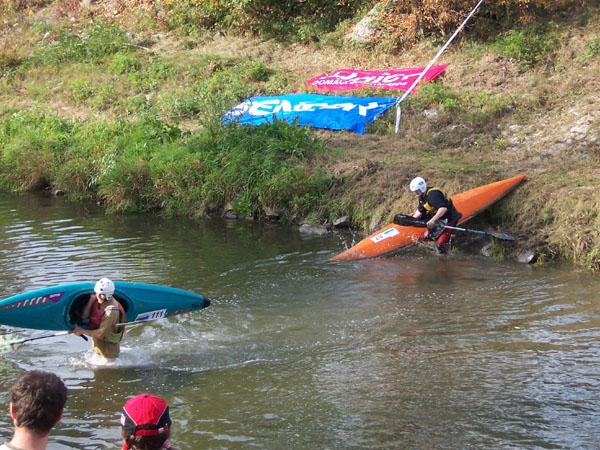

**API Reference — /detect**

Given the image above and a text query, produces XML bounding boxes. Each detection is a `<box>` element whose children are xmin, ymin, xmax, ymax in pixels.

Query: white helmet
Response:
<box><xmin>409</xmin><ymin>176</ymin><xmax>427</xmax><ymax>194</ymax></box>
<box><xmin>94</xmin><ymin>277</ymin><xmax>115</xmax><ymax>298</ymax></box>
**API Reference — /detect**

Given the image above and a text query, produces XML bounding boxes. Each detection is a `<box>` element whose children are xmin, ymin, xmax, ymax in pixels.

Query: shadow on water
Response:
<box><xmin>0</xmin><ymin>191</ymin><xmax>600</xmax><ymax>449</ymax></box>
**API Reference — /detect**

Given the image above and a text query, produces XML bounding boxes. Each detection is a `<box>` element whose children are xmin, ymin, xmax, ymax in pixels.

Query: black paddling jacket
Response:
<box><xmin>417</xmin><ymin>188</ymin><xmax>462</xmax><ymax>222</ymax></box>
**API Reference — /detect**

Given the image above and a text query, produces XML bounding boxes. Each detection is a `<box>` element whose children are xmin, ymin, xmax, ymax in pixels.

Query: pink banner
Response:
<box><xmin>297</xmin><ymin>65</ymin><xmax>447</xmax><ymax>93</ymax></box>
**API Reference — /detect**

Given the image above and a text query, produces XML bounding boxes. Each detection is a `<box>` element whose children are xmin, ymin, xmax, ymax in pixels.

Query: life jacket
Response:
<box><xmin>88</xmin><ymin>298</ymin><xmax>126</xmax><ymax>343</ymax></box>
<box><xmin>420</xmin><ymin>188</ymin><xmax>462</xmax><ymax>223</ymax></box>
<box><xmin>422</xmin><ymin>188</ymin><xmax>448</xmax><ymax>212</ymax></box>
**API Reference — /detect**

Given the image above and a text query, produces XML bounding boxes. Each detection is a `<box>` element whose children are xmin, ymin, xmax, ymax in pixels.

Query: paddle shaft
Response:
<box><xmin>21</xmin><ymin>331</ymin><xmax>69</xmax><ymax>343</ymax></box>
<box><xmin>0</xmin><ymin>331</ymin><xmax>87</xmax><ymax>354</ymax></box>
<box><xmin>14</xmin><ymin>331</ymin><xmax>88</xmax><ymax>344</ymax></box>
<box><xmin>392</xmin><ymin>214</ymin><xmax>515</xmax><ymax>241</ymax></box>
<box><xmin>437</xmin><ymin>224</ymin><xmax>515</xmax><ymax>241</ymax></box>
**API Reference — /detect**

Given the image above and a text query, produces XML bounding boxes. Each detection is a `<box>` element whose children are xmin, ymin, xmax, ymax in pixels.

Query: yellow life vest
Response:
<box><xmin>422</xmin><ymin>188</ymin><xmax>448</xmax><ymax>212</ymax></box>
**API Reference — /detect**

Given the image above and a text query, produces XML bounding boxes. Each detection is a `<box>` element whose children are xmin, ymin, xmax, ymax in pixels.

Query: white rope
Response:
<box><xmin>394</xmin><ymin>0</ymin><xmax>485</xmax><ymax>133</ymax></box>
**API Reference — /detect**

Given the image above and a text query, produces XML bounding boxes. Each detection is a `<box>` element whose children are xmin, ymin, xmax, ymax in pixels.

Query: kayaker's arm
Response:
<box><xmin>80</xmin><ymin>294</ymin><xmax>97</xmax><ymax>320</ymax></box>
<box><xmin>71</xmin><ymin>325</ymin><xmax>105</xmax><ymax>339</ymax></box>
<box><xmin>427</xmin><ymin>207</ymin><xmax>447</xmax><ymax>228</ymax></box>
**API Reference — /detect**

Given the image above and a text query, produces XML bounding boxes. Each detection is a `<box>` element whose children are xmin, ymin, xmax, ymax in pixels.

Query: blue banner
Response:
<box><xmin>223</xmin><ymin>94</ymin><xmax>397</xmax><ymax>135</ymax></box>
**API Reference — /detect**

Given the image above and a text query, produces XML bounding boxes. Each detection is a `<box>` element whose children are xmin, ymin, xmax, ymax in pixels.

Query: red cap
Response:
<box><xmin>121</xmin><ymin>394</ymin><xmax>171</xmax><ymax>437</ymax></box>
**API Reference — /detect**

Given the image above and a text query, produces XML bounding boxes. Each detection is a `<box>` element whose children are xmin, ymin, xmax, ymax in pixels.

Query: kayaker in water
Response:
<box><xmin>410</xmin><ymin>176</ymin><xmax>462</xmax><ymax>254</ymax></box>
<box><xmin>120</xmin><ymin>393</ymin><xmax>177</xmax><ymax>450</ymax></box>
<box><xmin>71</xmin><ymin>277</ymin><xmax>125</xmax><ymax>362</ymax></box>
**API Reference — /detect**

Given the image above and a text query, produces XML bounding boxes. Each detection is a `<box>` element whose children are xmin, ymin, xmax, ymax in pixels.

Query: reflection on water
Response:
<box><xmin>0</xmin><ymin>191</ymin><xmax>599</xmax><ymax>449</ymax></box>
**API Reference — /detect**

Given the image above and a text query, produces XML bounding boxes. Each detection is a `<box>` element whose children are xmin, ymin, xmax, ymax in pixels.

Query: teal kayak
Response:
<box><xmin>0</xmin><ymin>281</ymin><xmax>210</xmax><ymax>331</ymax></box>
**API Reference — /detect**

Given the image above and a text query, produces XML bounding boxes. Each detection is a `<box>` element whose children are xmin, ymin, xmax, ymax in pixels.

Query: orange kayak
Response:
<box><xmin>331</xmin><ymin>175</ymin><xmax>526</xmax><ymax>261</ymax></box>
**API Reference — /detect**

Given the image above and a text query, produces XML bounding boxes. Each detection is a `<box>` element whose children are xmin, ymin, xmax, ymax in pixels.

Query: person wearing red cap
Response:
<box><xmin>120</xmin><ymin>394</ymin><xmax>176</xmax><ymax>450</ymax></box>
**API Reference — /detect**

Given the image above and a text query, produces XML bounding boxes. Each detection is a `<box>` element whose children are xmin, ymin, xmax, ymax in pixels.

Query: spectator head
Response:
<box><xmin>9</xmin><ymin>370</ymin><xmax>68</xmax><ymax>436</ymax></box>
<box><xmin>121</xmin><ymin>393</ymin><xmax>172</xmax><ymax>450</ymax></box>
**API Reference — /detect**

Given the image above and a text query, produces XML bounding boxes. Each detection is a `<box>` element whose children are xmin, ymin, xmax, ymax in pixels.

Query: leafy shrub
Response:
<box><xmin>377</xmin><ymin>0</ymin><xmax>579</xmax><ymax>51</ymax></box>
<box><xmin>587</xmin><ymin>36</ymin><xmax>600</xmax><ymax>56</ymax></box>
<box><xmin>239</xmin><ymin>61</ymin><xmax>274</xmax><ymax>83</ymax></box>
<box><xmin>127</xmin><ymin>58</ymin><xmax>175</xmax><ymax>91</ymax></box>
<box><xmin>125</xmin><ymin>94</ymin><xmax>154</xmax><ymax>117</ymax></box>
<box><xmin>168</xmin><ymin>93</ymin><xmax>204</xmax><ymax>119</ymax></box>
<box><xmin>147</xmin><ymin>59</ymin><xmax>176</xmax><ymax>81</ymax></box>
<box><xmin>164</xmin><ymin>0</ymin><xmax>233</xmax><ymax>33</ymax></box>
<box><xmin>163</xmin><ymin>0</ymin><xmax>370</xmax><ymax>41</ymax></box>
<box><xmin>70</xmin><ymin>79</ymin><xmax>96</xmax><ymax>102</ymax></box>
<box><xmin>494</xmin><ymin>22</ymin><xmax>560</xmax><ymax>68</ymax></box>
<box><xmin>194</xmin><ymin>61</ymin><xmax>273</xmax><ymax>106</ymax></box>
<box><xmin>406</xmin><ymin>82</ymin><xmax>461</xmax><ymax>114</ymax></box>
<box><xmin>0</xmin><ymin>52</ymin><xmax>23</xmax><ymax>80</ymax></box>
<box><xmin>109</xmin><ymin>51</ymin><xmax>142</xmax><ymax>75</ymax></box>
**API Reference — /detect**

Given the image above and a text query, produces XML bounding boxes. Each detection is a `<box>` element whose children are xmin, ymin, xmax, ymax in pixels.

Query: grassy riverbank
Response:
<box><xmin>1</xmin><ymin>1</ymin><xmax>599</xmax><ymax>270</ymax></box>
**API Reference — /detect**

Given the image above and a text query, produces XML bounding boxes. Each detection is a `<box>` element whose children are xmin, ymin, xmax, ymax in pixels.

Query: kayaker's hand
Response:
<box><xmin>71</xmin><ymin>325</ymin><xmax>83</xmax><ymax>336</ymax></box>
<box><xmin>426</xmin><ymin>219</ymin><xmax>436</xmax><ymax>228</ymax></box>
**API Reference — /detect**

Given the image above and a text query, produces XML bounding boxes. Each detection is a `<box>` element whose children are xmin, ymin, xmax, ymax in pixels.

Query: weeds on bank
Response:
<box><xmin>32</xmin><ymin>23</ymin><xmax>129</xmax><ymax>66</ymax></box>
<box><xmin>162</xmin><ymin>0</ymin><xmax>369</xmax><ymax>43</ymax></box>
<box><xmin>0</xmin><ymin>20</ymin><xmax>280</xmax><ymax>123</ymax></box>
<box><xmin>488</xmin><ymin>239</ymin><xmax>507</xmax><ymax>261</ymax></box>
<box><xmin>504</xmin><ymin>172</ymin><xmax>600</xmax><ymax>271</ymax></box>
<box><xmin>550</xmin><ymin>190</ymin><xmax>600</xmax><ymax>272</ymax></box>
<box><xmin>493</xmin><ymin>22</ymin><xmax>560</xmax><ymax>69</ymax></box>
<box><xmin>391</xmin><ymin>82</ymin><xmax>514</xmax><ymax>137</ymax></box>
<box><xmin>0</xmin><ymin>110</ymin><xmax>337</xmax><ymax>221</ymax></box>
<box><xmin>586</xmin><ymin>36</ymin><xmax>600</xmax><ymax>56</ymax></box>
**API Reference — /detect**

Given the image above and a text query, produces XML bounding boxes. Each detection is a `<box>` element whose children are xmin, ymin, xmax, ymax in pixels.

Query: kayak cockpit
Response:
<box><xmin>68</xmin><ymin>293</ymin><xmax>130</xmax><ymax>327</ymax></box>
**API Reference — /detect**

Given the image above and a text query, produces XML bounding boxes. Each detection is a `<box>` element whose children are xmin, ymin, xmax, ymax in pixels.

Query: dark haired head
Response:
<box><xmin>121</xmin><ymin>428</ymin><xmax>171</xmax><ymax>450</ymax></box>
<box><xmin>10</xmin><ymin>370</ymin><xmax>67</xmax><ymax>435</ymax></box>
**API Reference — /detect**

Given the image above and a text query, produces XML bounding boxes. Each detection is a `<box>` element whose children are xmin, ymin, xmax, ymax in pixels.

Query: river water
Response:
<box><xmin>0</xmin><ymin>191</ymin><xmax>599</xmax><ymax>449</ymax></box>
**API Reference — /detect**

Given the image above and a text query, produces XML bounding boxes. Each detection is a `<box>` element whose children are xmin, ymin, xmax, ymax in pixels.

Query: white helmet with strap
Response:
<box><xmin>409</xmin><ymin>176</ymin><xmax>427</xmax><ymax>194</ymax></box>
<box><xmin>94</xmin><ymin>277</ymin><xmax>115</xmax><ymax>298</ymax></box>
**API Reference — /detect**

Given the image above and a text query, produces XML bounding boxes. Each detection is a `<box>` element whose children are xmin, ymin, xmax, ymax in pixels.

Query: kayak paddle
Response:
<box><xmin>392</xmin><ymin>214</ymin><xmax>516</xmax><ymax>241</ymax></box>
<box><xmin>0</xmin><ymin>331</ymin><xmax>87</xmax><ymax>355</ymax></box>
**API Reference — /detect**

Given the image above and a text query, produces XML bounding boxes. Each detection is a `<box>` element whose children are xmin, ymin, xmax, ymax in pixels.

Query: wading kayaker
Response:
<box><xmin>410</xmin><ymin>176</ymin><xmax>462</xmax><ymax>254</ymax></box>
<box><xmin>71</xmin><ymin>277</ymin><xmax>125</xmax><ymax>362</ymax></box>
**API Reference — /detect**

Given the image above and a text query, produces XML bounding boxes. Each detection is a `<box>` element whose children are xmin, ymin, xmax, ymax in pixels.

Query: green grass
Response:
<box><xmin>402</xmin><ymin>82</ymin><xmax>514</xmax><ymax>133</ymax></box>
<box><xmin>109</xmin><ymin>51</ymin><xmax>143</xmax><ymax>75</ymax></box>
<box><xmin>493</xmin><ymin>22</ymin><xmax>560</xmax><ymax>69</ymax></box>
<box><xmin>32</xmin><ymin>23</ymin><xmax>129</xmax><ymax>66</ymax></box>
<box><xmin>586</xmin><ymin>36</ymin><xmax>600</xmax><ymax>56</ymax></box>
<box><xmin>0</xmin><ymin>53</ymin><xmax>22</xmax><ymax>80</ymax></box>
<box><xmin>0</xmin><ymin>19</ymin><xmax>284</xmax><ymax>125</ymax></box>
<box><xmin>162</xmin><ymin>0</ymin><xmax>369</xmax><ymax>43</ymax></box>
<box><xmin>0</xmin><ymin>110</ymin><xmax>338</xmax><ymax>221</ymax></box>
